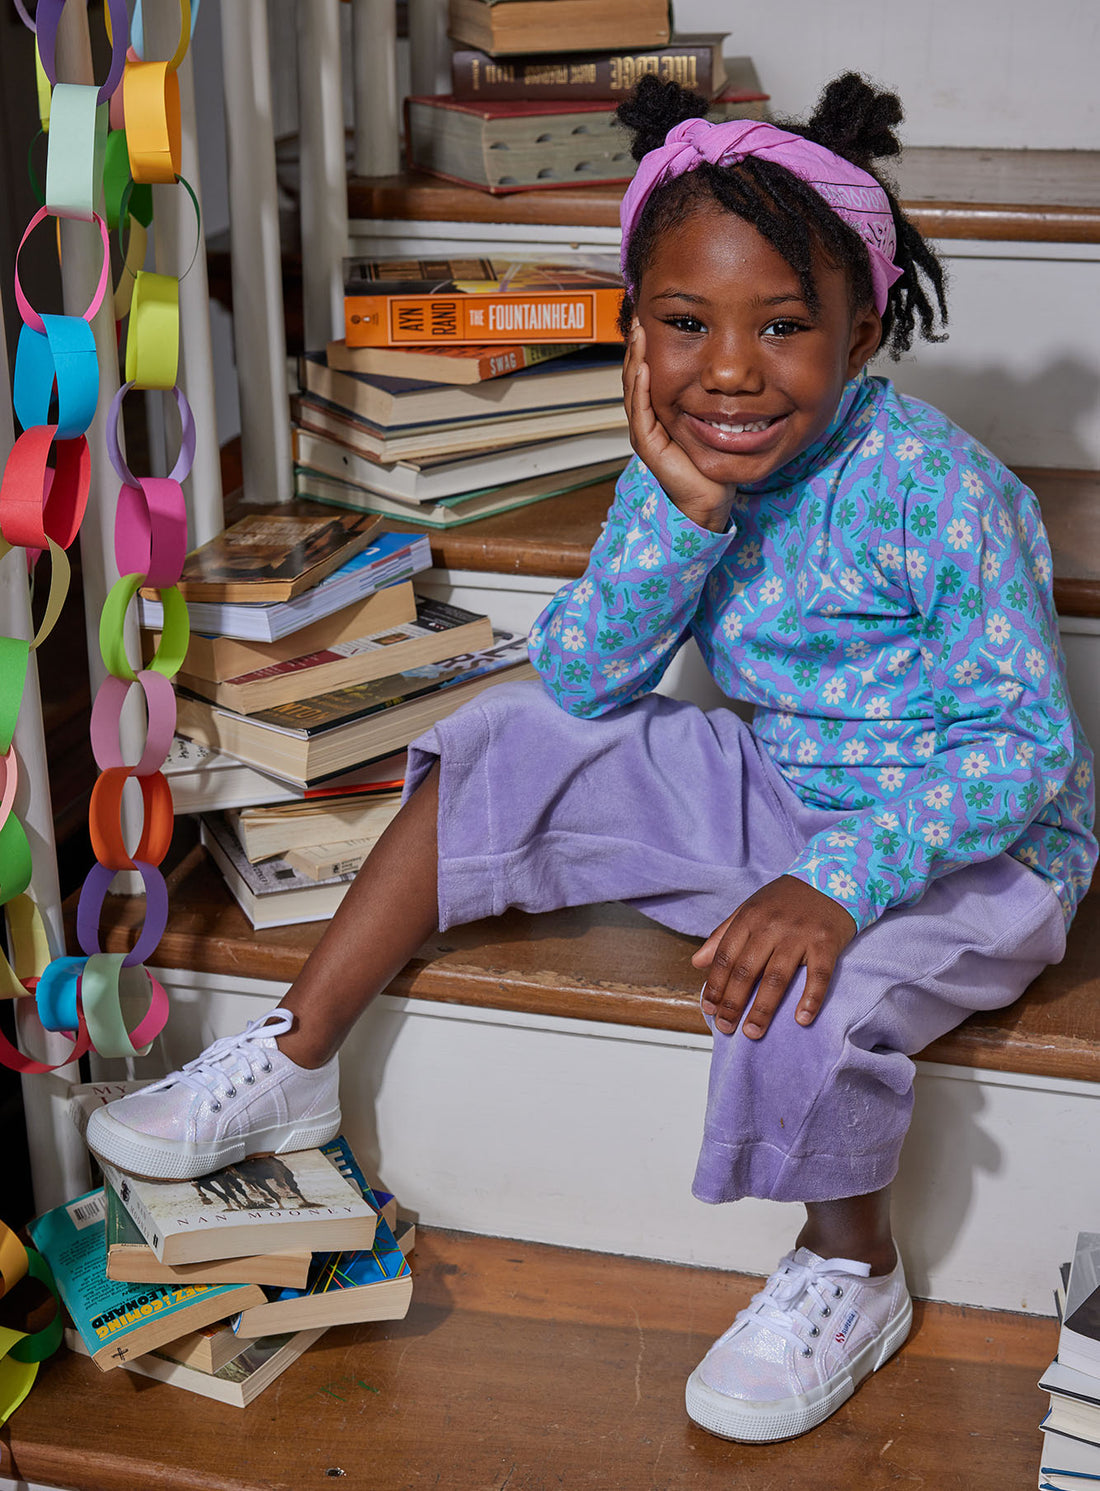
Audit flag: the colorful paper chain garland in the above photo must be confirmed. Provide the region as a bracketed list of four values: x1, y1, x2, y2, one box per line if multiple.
[0, 1219, 62, 1428]
[0, 1, 196, 1071]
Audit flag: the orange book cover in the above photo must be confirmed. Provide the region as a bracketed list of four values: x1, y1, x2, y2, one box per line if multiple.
[344, 258, 625, 348]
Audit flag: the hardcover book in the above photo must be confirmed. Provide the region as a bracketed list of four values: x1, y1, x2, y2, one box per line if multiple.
[27, 1189, 264, 1371]
[176, 629, 538, 785]
[105, 1184, 313, 1289]
[293, 459, 624, 529]
[1060, 1232, 1100, 1377]
[165, 509, 383, 604]
[139, 531, 433, 642]
[97, 1148, 378, 1266]
[1037, 1426, 1100, 1488]
[325, 337, 586, 385]
[291, 424, 631, 505]
[155, 580, 418, 684]
[447, 0, 671, 57]
[230, 1135, 412, 1337]
[175, 598, 495, 716]
[65, 1324, 326, 1407]
[451, 34, 730, 101]
[343, 256, 624, 347]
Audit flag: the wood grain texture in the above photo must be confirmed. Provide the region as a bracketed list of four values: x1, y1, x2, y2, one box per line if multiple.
[348, 148, 1100, 242]
[78, 849, 1100, 1084]
[3, 1228, 1058, 1491]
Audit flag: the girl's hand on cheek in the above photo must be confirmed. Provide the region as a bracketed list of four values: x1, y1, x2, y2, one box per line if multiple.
[624, 322, 736, 533]
[692, 876, 857, 1038]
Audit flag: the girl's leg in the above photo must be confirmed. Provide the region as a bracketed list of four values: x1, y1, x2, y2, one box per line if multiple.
[796, 1185, 896, 1276]
[275, 762, 441, 1069]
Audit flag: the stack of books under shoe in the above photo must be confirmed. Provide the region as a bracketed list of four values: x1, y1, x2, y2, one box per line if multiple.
[1037, 1232, 1100, 1487]
[146, 504, 538, 925]
[295, 261, 634, 531]
[28, 1090, 413, 1408]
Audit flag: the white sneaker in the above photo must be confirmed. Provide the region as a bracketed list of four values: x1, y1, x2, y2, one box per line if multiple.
[85, 1008, 341, 1181]
[685, 1246, 911, 1443]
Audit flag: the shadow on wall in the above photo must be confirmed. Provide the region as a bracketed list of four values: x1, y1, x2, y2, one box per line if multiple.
[880, 355, 1100, 471]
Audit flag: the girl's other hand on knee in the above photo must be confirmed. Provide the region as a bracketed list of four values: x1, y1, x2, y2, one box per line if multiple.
[693, 875, 856, 1039]
[623, 320, 737, 533]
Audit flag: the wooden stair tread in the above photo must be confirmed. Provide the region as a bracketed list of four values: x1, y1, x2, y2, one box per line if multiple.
[348, 148, 1100, 243]
[5, 1227, 1057, 1491]
[82, 848, 1100, 1086]
[385, 464, 1100, 618]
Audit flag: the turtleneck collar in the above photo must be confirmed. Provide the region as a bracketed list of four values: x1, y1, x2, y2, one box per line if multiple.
[738, 369, 876, 497]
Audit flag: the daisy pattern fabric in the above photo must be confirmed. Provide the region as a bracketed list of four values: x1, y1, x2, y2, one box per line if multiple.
[529, 372, 1096, 933]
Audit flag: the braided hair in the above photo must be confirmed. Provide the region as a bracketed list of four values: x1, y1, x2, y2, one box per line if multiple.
[615, 72, 947, 358]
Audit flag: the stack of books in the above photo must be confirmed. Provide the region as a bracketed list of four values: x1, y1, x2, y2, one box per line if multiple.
[402, 0, 768, 193]
[147, 505, 538, 924]
[296, 260, 634, 530]
[1037, 1232, 1100, 1488]
[31, 1093, 413, 1408]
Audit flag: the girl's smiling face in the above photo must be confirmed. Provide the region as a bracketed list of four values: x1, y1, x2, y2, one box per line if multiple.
[635, 203, 882, 488]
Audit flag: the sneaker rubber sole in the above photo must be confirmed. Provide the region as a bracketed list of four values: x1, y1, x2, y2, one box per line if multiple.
[85, 1105, 343, 1182]
[684, 1292, 912, 1443]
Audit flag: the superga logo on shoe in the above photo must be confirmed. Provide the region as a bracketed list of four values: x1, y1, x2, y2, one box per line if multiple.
[834, 1307, 859, 1345]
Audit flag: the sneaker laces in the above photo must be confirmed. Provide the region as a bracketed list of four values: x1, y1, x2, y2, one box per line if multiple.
[143, 1008, 294, 1106]
[724, 1252, 872, 1358]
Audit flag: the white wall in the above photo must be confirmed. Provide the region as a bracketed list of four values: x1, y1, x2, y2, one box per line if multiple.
[674, 0, 1100, 149]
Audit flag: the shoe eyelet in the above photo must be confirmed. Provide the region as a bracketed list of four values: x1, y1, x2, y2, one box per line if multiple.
[801, 1346, 813, 1357]
[820, 1306, 831, 1317]
[261, 1063, 273, 1073]
[210, 1101, 221, 1112]
[833, 1286, 843, 1298]
[224, 1088, 236, 1099]
[243, 1075, 255, 1085]
[809, 1326, 820, 1337]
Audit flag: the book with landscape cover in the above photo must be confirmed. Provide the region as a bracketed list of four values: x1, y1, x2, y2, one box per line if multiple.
[343, 256, 624, 347]
[105, 1184, 312, 1289]
[447, 0, 671, 57]
[231, 1135, 412, 1337]
[292, 424, 631, 505]
[299, 347, 623, 430]
[451, 34, 729, 101]
[65, 1324, 327, 1407]
[293, 459, 624, 529]
[176, 629, 537, 784]
[156, 579, 418, 684]
[326, 337, 586, 385]
[1059, 1232, 1100, 1377]
[200, 815, 360, 928]
[96, 1148, 378, 1266]
[291, 388, 625, 465]
[139, 531, 433, 642]
[27, 1189, 264, 1371]
[165, 510, 383, 604]
[175, 598, 495, 715]
[228, 791, 402, 863]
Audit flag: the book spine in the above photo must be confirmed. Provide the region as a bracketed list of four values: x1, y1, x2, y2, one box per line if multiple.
[100, 1166, 165, 1258]
[345, 287, 623, 348]
[451, 44, 715, 100]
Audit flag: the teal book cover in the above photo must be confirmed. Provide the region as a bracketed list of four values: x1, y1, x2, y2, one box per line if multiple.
[232, 1136, 412, 1336]
[27, 1188, 263, 1371]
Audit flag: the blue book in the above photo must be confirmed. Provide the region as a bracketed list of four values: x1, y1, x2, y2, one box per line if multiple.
[231, 1137, 412, 1337]
[27, 1189, 264, 1371]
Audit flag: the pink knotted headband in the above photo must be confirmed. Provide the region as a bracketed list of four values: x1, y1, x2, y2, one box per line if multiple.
[619, 117, 903, 316]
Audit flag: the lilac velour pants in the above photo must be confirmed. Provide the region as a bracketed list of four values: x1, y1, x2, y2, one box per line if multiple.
[404, 681, 1066, 1205]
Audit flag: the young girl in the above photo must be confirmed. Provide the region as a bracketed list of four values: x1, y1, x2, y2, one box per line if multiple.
[88, 73, 1096, 1443]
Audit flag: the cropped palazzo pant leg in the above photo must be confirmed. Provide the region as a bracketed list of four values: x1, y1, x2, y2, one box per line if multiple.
[403, 681, 1066, 1205]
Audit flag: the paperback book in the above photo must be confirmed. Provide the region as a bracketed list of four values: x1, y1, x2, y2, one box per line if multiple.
[105, 1183, 313, 1289]
[293, 458, 625, 528]
[228, 791, 402, 864]
[325, 337, 586, 385]
[96, 1149, 378, 1266]
[65, 1324, 327, 1407]
[163, 509, 382, 604]
[200, 814, 360, 928]
[27, 1189, 263, 1371]
[176, 629, 537, 785]
[139, 531, 433, 642]
[175, 598, 495, 715]
[292, 424, 631, 505]
[1059, 1232, 1100, 1377]
[343, 256, 624, 347]
[230, 1135, 412, 1337]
